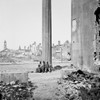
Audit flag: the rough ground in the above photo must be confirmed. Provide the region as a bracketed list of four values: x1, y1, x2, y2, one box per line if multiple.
[28, 71, 60, 100]
[28, 68, 74, 100]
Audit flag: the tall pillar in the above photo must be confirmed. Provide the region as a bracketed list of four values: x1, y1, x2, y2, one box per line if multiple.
[42, 0, 52, 65]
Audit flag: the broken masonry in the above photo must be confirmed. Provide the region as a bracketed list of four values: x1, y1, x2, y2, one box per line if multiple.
[94, 1, 100, 62]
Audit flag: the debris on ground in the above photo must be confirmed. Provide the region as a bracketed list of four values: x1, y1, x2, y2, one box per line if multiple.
[0, 80, 37, 100]
[53, 65, 62, 71]
[55, 70, 100, 100]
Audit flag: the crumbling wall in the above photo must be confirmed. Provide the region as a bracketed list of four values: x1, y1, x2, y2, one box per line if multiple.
[94, 4, 100, 62]
[0, 72, 28, 83]
[71, 0, 83, 69]
[71, 0, 98, 72]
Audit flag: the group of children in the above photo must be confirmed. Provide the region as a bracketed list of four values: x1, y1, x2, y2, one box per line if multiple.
[36, 61, 52, 73]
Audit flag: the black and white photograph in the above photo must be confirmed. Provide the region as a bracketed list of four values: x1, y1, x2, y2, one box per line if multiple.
[0, 0, 100, 100]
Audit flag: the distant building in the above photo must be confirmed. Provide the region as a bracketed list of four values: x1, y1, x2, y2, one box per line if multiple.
[36, 43, 42, 56]
[4, 40, 7, 50]
[58, 41, 61, 46]
[24, 46, 26, 50]
[31, 42, 37, 55]
[19, 46, 21, 50]
[52, 40, 71, 61]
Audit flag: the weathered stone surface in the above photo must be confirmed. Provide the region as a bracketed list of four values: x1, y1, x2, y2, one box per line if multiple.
[0, 72, 28, 83]
[42, 0, 52, 65]
[71, 0, 98, 72]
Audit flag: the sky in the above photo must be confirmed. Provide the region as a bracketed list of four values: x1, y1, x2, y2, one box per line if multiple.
[0, 0, 71, 50]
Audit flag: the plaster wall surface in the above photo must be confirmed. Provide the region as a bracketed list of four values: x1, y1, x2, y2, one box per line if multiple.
[71, 0, 98, 72]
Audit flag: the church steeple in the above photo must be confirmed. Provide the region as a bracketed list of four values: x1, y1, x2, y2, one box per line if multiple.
[4, 40, 7, 50]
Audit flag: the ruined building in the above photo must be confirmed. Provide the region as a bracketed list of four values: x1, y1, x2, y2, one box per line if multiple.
[94, 3, 100, 62]
[4, 40, 7, 50]
[71, 0, 100, 72]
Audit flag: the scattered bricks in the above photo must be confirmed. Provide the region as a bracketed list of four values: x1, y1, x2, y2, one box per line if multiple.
[57, 70, 100, 100]
[0, 80, 36, 100]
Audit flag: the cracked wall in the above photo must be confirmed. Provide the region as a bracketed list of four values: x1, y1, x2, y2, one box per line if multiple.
[71, 0, 99, 72]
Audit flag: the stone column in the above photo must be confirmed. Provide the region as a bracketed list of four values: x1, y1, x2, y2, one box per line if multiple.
[42, 0, 52, 65]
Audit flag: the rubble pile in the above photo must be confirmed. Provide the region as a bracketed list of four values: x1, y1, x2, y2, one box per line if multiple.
[53, 65, 62, 71]
[56, 70, 100, 100]
[0, 80, 36, 100]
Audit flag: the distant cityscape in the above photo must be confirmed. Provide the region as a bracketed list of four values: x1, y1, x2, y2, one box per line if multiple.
[0, 40, 71, 64]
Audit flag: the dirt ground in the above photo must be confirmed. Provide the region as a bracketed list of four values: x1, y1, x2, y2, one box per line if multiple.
[28, 70, 61, 100]
[28, 67, 74, 100]
[0, 61, 71, 100]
